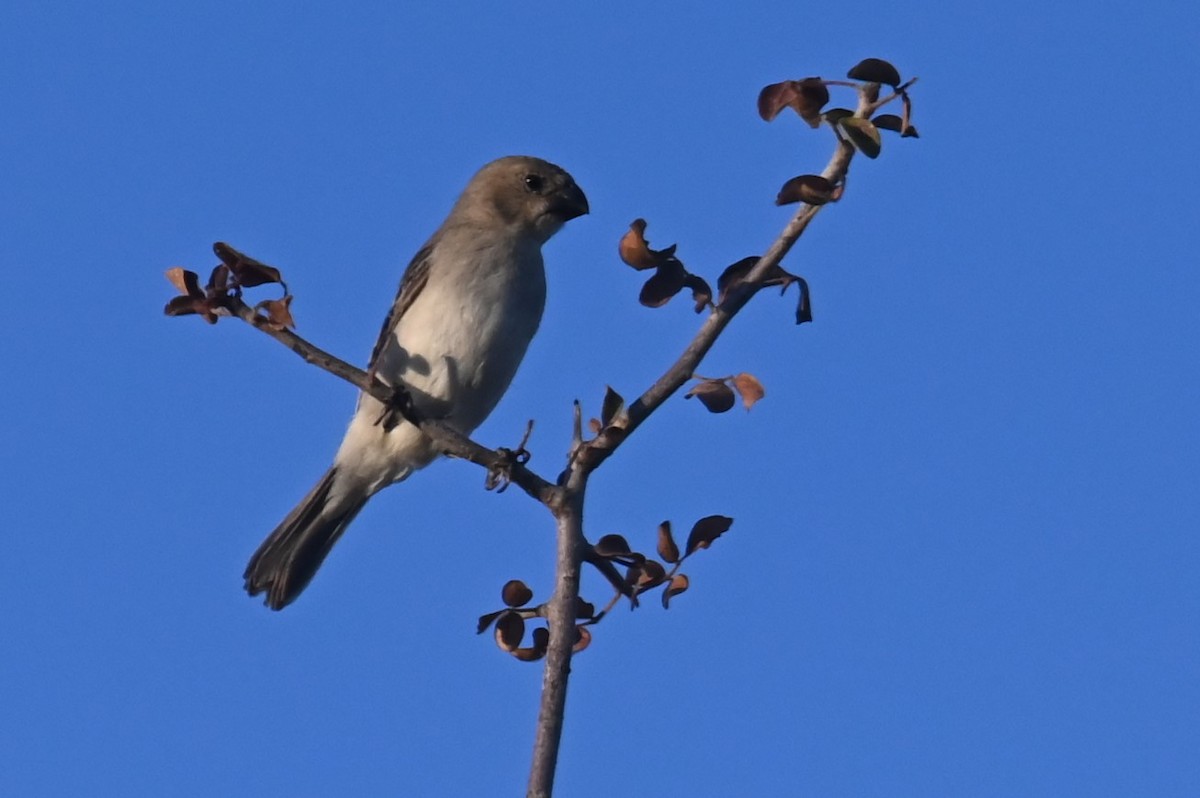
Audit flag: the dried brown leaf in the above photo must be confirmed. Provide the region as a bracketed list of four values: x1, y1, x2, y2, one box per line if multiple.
[494, 611, 524, 652]
[685, 380, 736, 414]
[635, 560, 667, 591]
[207, 264, 230, 294]
[838, 117, 882, 159]
[639, 260, 687, 308]
[776, 174, 836, 206]
[601, 386, 624, 427]
[623, 562, 643, 592]
[595, 534, 632, 558]
[514, 626, 549, 662]
[214, 241, 284, 288]
[872, 114, 904, 133]
[716, 257, 759, 304]
[531, 627, 549, 650]
[476, 609, 505, 634]
[165, 267, 202, 297]
[757, 82, 792, 121]
[757, 78, 829, 127]
[662, 574, 690, 609]
[256, 295, 295, 330]
[716, 257, 804, 304]
[683, 272, 713, 313]
[575, 597, 596, 621]
[795, 276, 813, 325]
[848, 58, 901, 88]
[572, 625, 592, 654]
[685, 515, 733, 556]
[899, 91, 919, 138]
[619, 219, 676, 270]
[502, 579, 533, 608]
[823, 107, 855, 126]
[732, 373, 766, 410]
[657, 521, 680, 564]
[163, 295, 214, 322]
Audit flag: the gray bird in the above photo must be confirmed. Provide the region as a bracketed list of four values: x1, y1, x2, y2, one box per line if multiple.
[244, 156, 588, 610]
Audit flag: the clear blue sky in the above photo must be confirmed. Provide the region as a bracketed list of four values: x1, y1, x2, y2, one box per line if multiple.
[2, 2, 1197, 796]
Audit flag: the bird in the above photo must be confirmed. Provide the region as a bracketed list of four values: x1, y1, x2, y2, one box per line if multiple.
[244, 155, 588, 610]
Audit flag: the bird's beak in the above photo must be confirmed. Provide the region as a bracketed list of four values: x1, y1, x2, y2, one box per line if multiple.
[553, 182, 589, 221]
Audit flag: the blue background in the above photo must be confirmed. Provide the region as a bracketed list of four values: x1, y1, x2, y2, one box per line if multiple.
[2, 2, 1197, 795]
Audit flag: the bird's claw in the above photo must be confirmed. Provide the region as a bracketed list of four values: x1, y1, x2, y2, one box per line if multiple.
[375, 385, 418, 431]
[485, 421, 534, 492]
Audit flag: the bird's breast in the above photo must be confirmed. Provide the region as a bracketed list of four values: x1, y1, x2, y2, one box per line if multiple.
[382, 238, 546, 432]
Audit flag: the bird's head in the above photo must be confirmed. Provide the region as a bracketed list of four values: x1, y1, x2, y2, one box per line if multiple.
[456, 155, 589, 243]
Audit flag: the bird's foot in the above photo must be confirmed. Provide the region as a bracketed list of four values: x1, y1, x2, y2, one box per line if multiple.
[375, 384, 420, 432]
[485, 421, 535, 492]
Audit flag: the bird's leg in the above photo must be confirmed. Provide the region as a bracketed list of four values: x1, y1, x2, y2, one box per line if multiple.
[375, 384, 422, 432]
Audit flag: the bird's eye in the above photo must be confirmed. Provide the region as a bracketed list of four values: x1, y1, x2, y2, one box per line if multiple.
[523, 174, 544, 193]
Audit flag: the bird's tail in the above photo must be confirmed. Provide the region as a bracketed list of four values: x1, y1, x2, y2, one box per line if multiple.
[243, 467, 368, 610]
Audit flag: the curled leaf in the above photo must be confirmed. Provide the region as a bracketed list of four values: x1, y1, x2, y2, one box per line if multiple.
[575, 597, 596, 621]
[639, 259, 687, 308]
[165, 267, 202, 297]
[899, 91, 919, 138]
[208, 264, 230, 293]
[716, 257, 805, 305]
[776, 174, 836, 206]
[848, 58, 901, 88]
[532, 627, 549, 651]
[514, 627, 550, 662]
[572, 625, 592, 653]
[620, 218, 708, 311]
[635, 560, 667, 591]
[657, 521, 680, 564]
[872, 114, 904, 133]
[163, 295, 217, 323]
[214, 242, 284, 288]
[619, 219, 675, 271]
[601, 386, 624, 427]
[494, 611, 525, 652]
[685, 515, 733, 556]
[823, 107, 854, 126]
[716, 257, 760, 304]
[838, 117, 882, 159]
[685, 380, 736, 414]
[662, 574, 690, 609]
[595, 534, 632, 558]
[477, 609, 505, 634]
[256, 295, 295, 330]
[757, 78, 829, 127]
[732, 373, 765, 410]
[502, 579, 533, 608]
[877, 111, 921, 139]
[683, 272, 713, 313]
[795, 276, 813, 325]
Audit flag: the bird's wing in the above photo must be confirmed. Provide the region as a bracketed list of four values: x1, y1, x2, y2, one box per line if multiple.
[366, 242, 434, 378]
